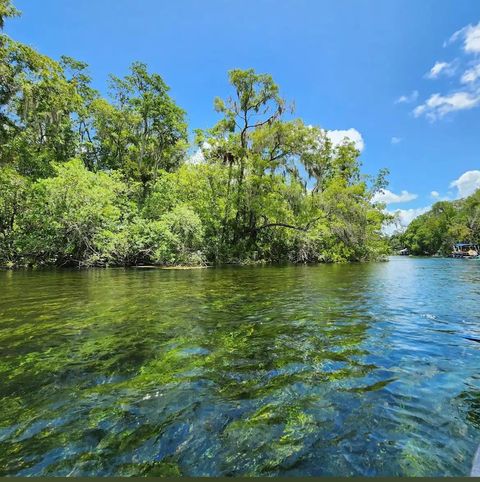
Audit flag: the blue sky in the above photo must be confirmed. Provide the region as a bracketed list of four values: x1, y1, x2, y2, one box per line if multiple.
[6, 0, 480, 228]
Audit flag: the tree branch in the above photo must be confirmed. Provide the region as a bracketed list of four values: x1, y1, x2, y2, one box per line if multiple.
[254, 216, 322, 233]
[254, 222, 307, 232]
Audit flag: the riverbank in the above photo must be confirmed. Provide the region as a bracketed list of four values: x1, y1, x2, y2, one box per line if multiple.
[0, 255, 391, 271]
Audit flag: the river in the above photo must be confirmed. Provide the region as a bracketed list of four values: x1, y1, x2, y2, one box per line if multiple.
[1, 256, 479, 476]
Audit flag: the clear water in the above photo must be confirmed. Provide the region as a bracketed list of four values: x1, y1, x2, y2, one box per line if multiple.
[1, 257, 480, 476]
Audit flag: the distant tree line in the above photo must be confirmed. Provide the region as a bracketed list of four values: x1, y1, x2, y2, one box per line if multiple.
[0, 0, 390, 267]
[389, 190, 480, 255]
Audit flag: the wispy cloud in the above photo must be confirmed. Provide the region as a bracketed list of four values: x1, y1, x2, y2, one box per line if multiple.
[412, 21, 480, 121]
[430, 190, 451, 201]
[447, 21, 480, 54]
[372, 189, 417, 204]
[413, 91, 480, 121]
[391, 136, 402, 144]
[395, 90, 418, 104]
[461, 63, 480, 84]
[425, 61, 456, 79]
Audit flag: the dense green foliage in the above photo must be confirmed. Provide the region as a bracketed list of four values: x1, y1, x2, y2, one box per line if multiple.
[0, 1, 390, 267]
[390, 189, 480, 255]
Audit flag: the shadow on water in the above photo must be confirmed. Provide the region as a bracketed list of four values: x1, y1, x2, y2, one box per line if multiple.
[0, 258, 480, 475]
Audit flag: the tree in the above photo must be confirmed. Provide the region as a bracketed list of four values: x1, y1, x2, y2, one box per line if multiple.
[0, 0, 19, 31]
[0, 36, 98, 177]
[93, 62, 187, 192]
[0, 166, 27, 264]
[196, 68, 389, 262]
[400, 193, 480, 256]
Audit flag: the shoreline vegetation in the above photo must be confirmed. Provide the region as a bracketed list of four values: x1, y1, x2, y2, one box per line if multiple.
[0, 1, 393, 270]
[389, 190, 480, 256]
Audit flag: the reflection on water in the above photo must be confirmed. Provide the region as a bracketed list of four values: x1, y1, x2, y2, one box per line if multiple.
[0, 257, 480, 476]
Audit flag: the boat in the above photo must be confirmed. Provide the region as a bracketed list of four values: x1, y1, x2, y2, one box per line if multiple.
[451, 243, 479, 259]
[398, 248, 409, 256]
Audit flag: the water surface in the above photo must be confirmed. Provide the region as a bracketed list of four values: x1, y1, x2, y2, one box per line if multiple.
[1, 257, 480, 476]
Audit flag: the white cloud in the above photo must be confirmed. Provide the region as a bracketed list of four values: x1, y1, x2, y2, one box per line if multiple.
[450, 170, 480, 198]
[326, 128, 364, 152]
[426, 61, 456, 79]
[461, 63, 480, 84]
[383, 206, 431, 235]
[372, 189, 418, 204]
[429, 190, 451, 201]
[395, 90, 419, 104]
[394, 206, 431, 226]
[413, 91, 480, 121]
[448, 22, 480, 54]
[409, 22, 480, 122]
[391, 136, 402, 144]
[187, 149, 204, 164]
[465, 23, 480, 53]
[186, 141, 211, 165]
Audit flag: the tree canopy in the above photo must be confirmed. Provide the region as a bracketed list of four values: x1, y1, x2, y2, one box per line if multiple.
[0, 2, 390, 267]
[391, 190, 480, 255]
